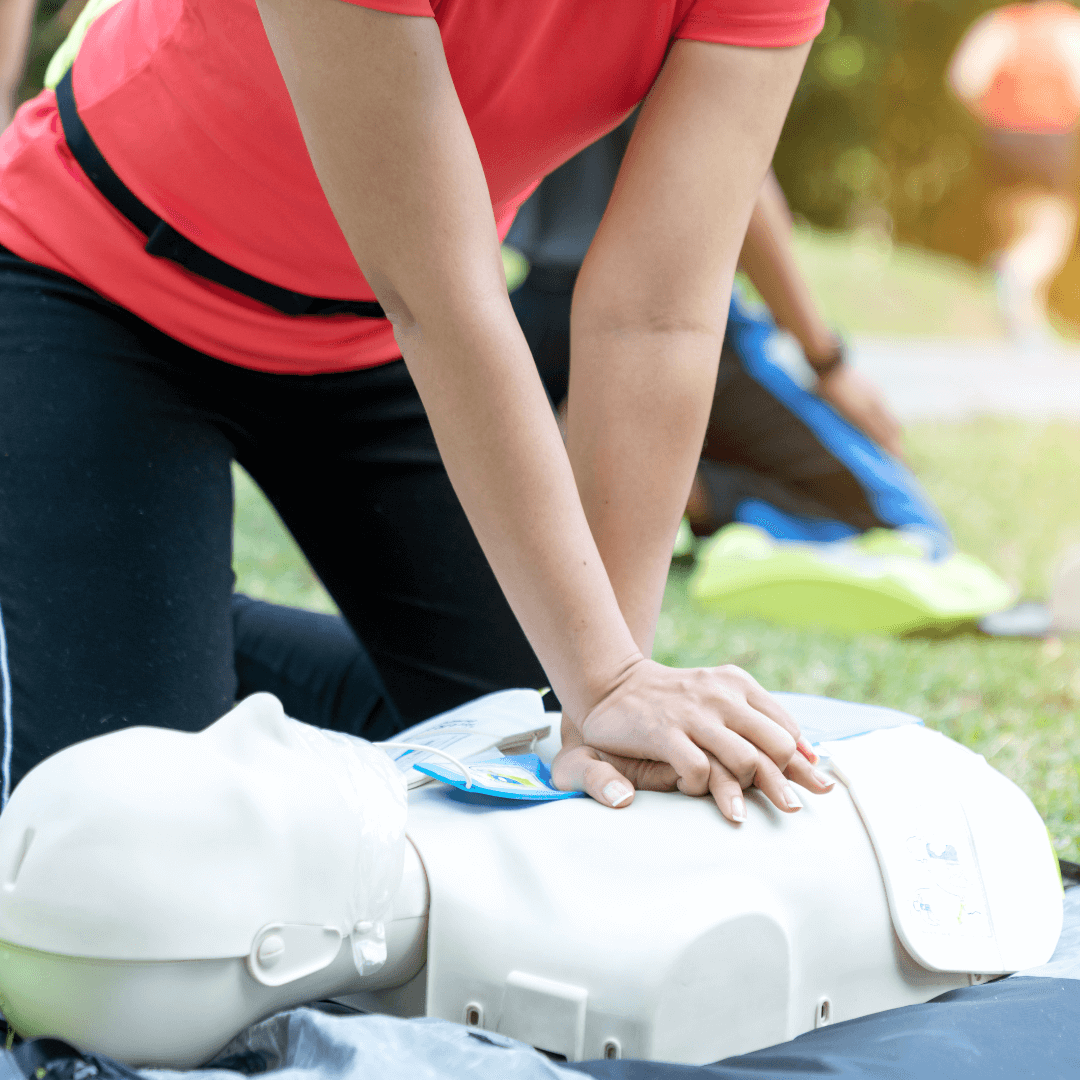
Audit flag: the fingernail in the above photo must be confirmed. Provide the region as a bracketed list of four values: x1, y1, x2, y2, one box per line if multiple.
[783, 784, 803, 810]
[797, 739, 818, 764]
[730, 796, 747, 823]
[603, 781, 633, 807]
[811, 768, 834, 788]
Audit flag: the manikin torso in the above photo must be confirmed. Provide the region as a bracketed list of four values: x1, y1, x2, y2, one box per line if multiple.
[0, 693, 1063, 1067]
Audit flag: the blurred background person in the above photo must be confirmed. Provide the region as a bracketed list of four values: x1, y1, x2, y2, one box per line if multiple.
[948, 0, 1080, 347]
[507, 120, 949, 552]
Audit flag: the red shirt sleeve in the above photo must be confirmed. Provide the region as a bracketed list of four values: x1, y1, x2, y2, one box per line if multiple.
[337, 0, 434, 15]
[676, 0, 829, 48]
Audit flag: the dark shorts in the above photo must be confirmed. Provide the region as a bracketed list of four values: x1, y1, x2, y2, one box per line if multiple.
[986, 128, 1079, 193]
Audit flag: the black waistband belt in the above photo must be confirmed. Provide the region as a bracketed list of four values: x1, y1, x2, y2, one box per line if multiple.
[55, 69, 386, 320]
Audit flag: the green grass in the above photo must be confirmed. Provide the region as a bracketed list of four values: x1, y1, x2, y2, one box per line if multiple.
[233, 466, 337, 614]
[233, 418, 1080, 859]
[787, 225, 1005, 340]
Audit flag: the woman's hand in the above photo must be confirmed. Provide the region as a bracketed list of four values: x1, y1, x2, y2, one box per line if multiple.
[550, 659, 834, 821]
[816, 364, 904, 460]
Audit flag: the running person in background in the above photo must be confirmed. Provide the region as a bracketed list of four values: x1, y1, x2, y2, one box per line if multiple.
[949, 0, 1080, 346]
[0, 0, 835, 820]
[508, 120, 950, 550]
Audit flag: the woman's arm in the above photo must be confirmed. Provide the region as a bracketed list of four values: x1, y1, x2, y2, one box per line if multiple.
[561, 40, 833, 813]
[255, 0, 828, 818]
[567, 40, 810, 657]
[255, 0, 637, 723]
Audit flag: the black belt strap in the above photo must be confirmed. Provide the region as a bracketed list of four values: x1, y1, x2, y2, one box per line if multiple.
[55, 68, 386, 320]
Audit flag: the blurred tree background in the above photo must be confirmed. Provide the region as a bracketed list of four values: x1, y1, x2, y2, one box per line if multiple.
[772, 0, 1080, 333]
[16, 0, 80, 98]
[16, 0, 1080, 331]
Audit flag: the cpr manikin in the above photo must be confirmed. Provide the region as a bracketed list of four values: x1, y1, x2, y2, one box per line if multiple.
[0, 691, 1065, 1067]
[0, 694, 415, 1066]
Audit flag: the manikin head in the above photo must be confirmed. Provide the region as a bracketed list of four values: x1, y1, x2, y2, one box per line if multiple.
[0, 694, 408, 1066]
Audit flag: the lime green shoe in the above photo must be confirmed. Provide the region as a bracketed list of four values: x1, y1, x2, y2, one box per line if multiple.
[688, 524, 1014, 635]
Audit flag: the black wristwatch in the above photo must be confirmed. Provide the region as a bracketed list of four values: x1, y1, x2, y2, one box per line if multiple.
[805, 336, 846, 379]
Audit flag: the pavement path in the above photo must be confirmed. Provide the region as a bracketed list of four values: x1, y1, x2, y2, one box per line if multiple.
[846, 337, 1080, 423]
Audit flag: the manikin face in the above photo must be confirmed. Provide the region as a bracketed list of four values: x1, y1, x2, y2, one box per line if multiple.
[0, 694, 408, 976]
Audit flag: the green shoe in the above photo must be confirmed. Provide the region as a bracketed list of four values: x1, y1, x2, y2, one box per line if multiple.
[688, 524, 1014, 635]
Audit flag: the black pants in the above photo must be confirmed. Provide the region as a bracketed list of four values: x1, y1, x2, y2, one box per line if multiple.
[0, 247, 546, 795]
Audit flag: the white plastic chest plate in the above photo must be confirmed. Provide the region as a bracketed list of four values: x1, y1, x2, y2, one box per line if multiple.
[383, 695, 1062, 1064]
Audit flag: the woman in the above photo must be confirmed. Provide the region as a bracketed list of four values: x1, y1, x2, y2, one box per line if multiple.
[0, 0, 834, 819]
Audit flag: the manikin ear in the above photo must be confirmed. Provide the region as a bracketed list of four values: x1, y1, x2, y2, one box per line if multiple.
[246, 923, 344, 987]
[199, 693, 298, 762]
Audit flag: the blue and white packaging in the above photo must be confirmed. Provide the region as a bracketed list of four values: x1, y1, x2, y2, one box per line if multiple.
[414, 753, 584, 801]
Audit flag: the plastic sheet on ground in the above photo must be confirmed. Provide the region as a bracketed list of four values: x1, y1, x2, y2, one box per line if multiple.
[146, 1012, 570, 1080]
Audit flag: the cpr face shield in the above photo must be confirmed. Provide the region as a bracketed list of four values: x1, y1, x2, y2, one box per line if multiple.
[0, 693, 408, 1066]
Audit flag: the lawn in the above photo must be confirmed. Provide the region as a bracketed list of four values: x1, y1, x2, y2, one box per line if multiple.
[786, 224, 1006, 340]
[234, 233, 1080, 860]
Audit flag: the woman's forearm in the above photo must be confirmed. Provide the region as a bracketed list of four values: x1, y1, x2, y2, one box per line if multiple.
[567, 319, 721, 655]
[395, 304, 647, 721]
[256, 2, 831, 813]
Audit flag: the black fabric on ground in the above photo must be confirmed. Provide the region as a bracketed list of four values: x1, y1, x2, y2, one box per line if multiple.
[0, 245, 546, 791]
[10, 1039, 143, 1080]
[700, 341, 884, 534]
[567, 977, 1080, 1080]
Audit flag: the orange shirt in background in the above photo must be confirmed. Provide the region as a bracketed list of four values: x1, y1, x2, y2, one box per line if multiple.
[976, 1, 1080, 133]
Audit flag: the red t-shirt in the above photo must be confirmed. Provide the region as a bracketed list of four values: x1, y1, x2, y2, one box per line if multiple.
[0, 0, 826, 374]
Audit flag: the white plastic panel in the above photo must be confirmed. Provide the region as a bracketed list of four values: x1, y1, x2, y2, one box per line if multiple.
[406, 760, 968, 1064]
[826, 725, 1062, 973]
[498, 971, 588, 1060]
